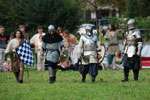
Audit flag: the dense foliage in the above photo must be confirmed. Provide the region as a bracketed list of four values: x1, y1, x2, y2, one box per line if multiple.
[0, 0, 83, 37]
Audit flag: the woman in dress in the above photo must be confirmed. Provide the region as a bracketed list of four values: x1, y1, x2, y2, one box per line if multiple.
[104, 24, 122, 68]
[5, 30, 25, 83]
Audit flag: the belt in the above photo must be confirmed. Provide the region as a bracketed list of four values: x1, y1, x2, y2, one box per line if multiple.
[109, 43, 118, 46]
[46, 49, 58, 52]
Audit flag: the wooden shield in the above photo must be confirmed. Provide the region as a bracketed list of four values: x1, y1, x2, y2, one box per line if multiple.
[96, 41, 106, 63]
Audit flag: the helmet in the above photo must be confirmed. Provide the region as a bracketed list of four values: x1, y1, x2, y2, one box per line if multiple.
[48, 25, 55, 33]
[85, 25, 92, 35]
[128, 19, 136, 30]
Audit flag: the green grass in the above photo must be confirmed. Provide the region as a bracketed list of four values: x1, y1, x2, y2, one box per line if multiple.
[0, 69, 150, 100]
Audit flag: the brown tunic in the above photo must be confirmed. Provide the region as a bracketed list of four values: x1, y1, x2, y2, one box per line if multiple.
[104, 30, 122, 55]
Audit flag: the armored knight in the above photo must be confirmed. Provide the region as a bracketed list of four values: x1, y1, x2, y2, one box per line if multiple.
[78, 25, 101, 83]
[122, 19, 143, 82]
[42, 25, 64, 83]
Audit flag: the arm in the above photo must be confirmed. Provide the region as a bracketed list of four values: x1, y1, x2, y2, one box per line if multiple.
[42, 41, 46, 52]
[70, 36, 77, 48]
[30, 35, 35, 45]
[135, 31, 143, 56]
[26, 33, 30, 42]
[59, 40, 64, 53]
[116, 30, 123, 39]
[4, 40, 12, 61]
[78, 36, 84, 59]
[104, 31, 109, 40]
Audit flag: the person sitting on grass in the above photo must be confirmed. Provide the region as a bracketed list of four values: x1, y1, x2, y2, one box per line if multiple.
[112, 50, 123, 70]
[3, 58, 11, 72]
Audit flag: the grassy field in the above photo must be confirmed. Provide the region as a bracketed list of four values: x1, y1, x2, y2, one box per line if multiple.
[0, 69, 150, 100]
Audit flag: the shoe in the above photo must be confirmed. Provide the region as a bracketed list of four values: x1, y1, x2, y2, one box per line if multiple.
[121, 79, 128, 82]
[54, 76, 56, 82]
[92, 77, 95, 83]
[81, 75, 86, 83]
[81, 79, 85, 83]
[134, 78, 138, 81]
[49, 77, 55, 84]
[19, 80, 23, 84]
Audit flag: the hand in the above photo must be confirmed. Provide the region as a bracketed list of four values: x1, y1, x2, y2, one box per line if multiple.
[99, 26, 102, 33]
[100, 43, 104, 46]
[60, 52, 64, 56]
[78, 59, 81, 63]
[137, 51, 141, 56]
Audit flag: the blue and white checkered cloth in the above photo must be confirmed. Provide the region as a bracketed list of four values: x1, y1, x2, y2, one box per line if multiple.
[16, 40, 34, 66]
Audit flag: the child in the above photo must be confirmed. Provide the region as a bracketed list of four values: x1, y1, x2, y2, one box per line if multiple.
[3, 58, 11, 72]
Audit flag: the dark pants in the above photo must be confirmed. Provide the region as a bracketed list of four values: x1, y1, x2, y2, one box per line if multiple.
[124, 67, 139, 80]
[79, 63, 98, 79]
[123, 54, 141, 80]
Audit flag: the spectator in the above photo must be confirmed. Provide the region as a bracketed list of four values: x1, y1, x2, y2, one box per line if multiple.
[30, 26, 46, 70]
[57, 26, 64, 37]
[112, 50, 123, 70]
[35, 36, 45, 71]
[104, 24, 122, 69]
[3, 58, 11, 72]
[19, 25, 29, 42]
[0, 26, 9, 70]
[58, 30, 77, 68]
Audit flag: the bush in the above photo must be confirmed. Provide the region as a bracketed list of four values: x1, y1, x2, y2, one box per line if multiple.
[0, 0, 83, 37]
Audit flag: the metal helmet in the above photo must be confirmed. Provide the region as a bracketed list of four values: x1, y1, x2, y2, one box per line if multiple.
[48, 25, 55, 33]
[85, 25, 92, 35]
[128, 19, 136, 30]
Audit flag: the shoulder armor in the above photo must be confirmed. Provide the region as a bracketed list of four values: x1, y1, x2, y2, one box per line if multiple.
[132, 29, 141, 38]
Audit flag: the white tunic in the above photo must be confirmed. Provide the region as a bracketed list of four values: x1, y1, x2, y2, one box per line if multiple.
[5, 38, 20, 53]
[30, 33, 46, 45]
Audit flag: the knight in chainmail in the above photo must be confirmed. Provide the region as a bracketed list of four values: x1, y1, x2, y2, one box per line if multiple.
[42, 25, 64, 83]
[122, 19, 143, 82]
[78, 25, 101, 83]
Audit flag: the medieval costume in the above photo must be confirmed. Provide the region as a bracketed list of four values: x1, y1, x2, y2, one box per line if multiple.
[5, 36, 24, 83]
[122, 19, 143, 82]
[78, 26, 101, 83]
[104, 24, 122, 68]
[42, 25, 64, 83]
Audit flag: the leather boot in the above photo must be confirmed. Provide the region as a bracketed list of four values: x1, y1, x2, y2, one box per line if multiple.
[133, 70, 139, 81]
[81, 75, 86, 82]
[92, 76, 95, 83]
[19, 70, 24, 84]
[49, 77, 55, 84]
[122, 68, 129, 82]
[14, 72, 19, 83]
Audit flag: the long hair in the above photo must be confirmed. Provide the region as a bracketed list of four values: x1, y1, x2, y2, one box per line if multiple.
[116, 50, 122, 58]
[11, 29, 24, 39]
[109, 24, 116, 31]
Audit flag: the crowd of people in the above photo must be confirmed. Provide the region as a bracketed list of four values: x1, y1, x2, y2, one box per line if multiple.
[0, 18, 143, 84]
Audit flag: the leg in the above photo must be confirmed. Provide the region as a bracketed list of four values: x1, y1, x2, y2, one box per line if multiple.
[107, 54, 115, 69]
[0, 50, 5, 70]
[37, 52, 41, 71]
[133, 69, 139, 81]
[122, 67, 129, 82]
[19, 67, 24, 83]
[89, 64, 98, 83]
[53, 68, 57, 82]
[14, 72, 19, 82]
[79, 65, 89, 82]
[48, 67, 56, 83]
